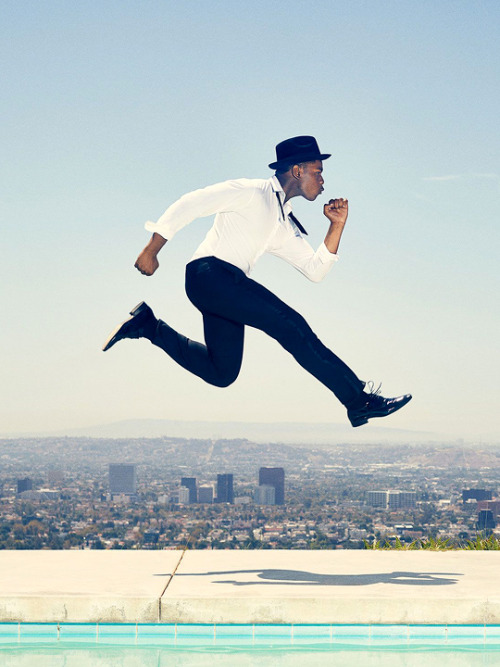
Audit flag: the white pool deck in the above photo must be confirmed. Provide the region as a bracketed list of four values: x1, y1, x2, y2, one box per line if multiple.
[0, 550, 499, 625]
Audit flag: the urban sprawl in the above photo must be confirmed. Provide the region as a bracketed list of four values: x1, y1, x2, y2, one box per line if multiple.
[1, 437, 498, 550]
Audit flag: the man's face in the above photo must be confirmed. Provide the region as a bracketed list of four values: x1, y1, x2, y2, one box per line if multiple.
[298, 160, 324, 201]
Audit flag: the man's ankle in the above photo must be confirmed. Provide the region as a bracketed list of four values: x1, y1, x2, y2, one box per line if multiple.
[346, 389, 367, 411]
[142, 317, 158, 341]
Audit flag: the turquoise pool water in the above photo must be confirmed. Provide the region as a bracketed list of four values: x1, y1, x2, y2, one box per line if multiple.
[1, 624, 499, 665]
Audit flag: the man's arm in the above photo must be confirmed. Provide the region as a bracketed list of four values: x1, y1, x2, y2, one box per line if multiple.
[136, 179, 256, 276]
[323, 198, 348, 254]
[134, 233, 167, 276]
[267, 197, 348, 282]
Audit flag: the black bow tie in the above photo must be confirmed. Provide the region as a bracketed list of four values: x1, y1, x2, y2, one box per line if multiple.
[276, 192, 308, 235]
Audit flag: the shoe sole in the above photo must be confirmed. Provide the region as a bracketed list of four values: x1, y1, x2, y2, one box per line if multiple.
[350, 416, 369, 428]
[349, 394, 412, 428]
[129, 301, 148, 317]
[102, 302, 149, 351]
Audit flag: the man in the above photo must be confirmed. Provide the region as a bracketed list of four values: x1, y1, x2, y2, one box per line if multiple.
[103, 136, 411, 427]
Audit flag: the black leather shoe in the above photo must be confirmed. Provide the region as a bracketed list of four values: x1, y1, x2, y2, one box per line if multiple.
[102, 302, 155, 351]
[347, 385, 412, 427]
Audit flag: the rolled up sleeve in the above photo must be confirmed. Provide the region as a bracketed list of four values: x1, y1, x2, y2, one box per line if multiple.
[268, 236, 339, 282]
[145, 180, 256, 241]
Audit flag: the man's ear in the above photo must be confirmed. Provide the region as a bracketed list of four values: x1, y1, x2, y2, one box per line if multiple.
[291, 164, 301, 180]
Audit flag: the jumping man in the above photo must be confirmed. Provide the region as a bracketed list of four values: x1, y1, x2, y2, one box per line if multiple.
[103, 136, 411, 427]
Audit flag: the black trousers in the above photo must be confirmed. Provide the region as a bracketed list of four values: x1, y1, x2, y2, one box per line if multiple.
[152, 256, 365, 407]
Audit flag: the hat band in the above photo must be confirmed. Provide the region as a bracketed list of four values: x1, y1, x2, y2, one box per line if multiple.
[268, 152, 331, 169]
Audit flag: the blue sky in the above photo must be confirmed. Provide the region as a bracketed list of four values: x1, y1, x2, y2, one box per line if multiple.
[1, 1, 499, 440]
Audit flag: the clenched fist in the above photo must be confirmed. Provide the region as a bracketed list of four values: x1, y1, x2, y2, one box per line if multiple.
[323, 198, 348, 226]
[134, 234, 167, 276]
[134, 249, 159, 276]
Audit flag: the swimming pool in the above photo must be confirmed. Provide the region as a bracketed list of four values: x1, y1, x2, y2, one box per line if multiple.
[1, 623, 499, 665]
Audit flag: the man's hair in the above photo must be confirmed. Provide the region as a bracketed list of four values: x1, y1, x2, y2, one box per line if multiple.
[274, 161, 313, 175]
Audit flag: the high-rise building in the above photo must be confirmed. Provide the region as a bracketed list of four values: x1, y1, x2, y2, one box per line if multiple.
[198, 486, 214, 503]
[181, 477, 197, 503]
[178, 486, 190, 504]
[254, 484, 276, 505]
[398, 492, 417, 509]
[109, 464, 137, 495]
[259, 467, 285, 505]
[367, 490, 416, 509]
[367, 491, 387, 508]
[216, 474, 234, 503]
[477, 500, 500, 517]
[17, 478, 33, 494]
[477, 510, 496, 531]
[463, 489, 492, 502]
[387, 490, 401, 510]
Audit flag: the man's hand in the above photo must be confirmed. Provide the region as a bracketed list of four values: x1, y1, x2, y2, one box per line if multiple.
[323, 198, 348, 226]
[134, 233, 167, 276]
[323, 198, 349, 254]
[134, 249, 159, 276]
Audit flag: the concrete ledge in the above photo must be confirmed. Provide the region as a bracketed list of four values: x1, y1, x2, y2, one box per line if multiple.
[161, 550, 500, 624]
[1, 550, 499, 624]
[159, 597, 500, 625]
[0, 551, 177, 623]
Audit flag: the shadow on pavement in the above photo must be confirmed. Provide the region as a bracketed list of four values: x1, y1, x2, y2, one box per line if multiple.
[168, 569, 463, 586]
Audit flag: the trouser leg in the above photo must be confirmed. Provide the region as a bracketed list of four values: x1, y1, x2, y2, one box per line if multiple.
[152, 312, 244, 388]
[185, 258, 365, 407]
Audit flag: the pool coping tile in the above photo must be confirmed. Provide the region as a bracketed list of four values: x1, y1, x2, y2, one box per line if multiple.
[214, 624, 255, 637]
[137, 623, 176, 637]
[292, 624, 331, 637]
[18, 623, 59, 643]
[253, 624, 293, 637]
[4, 621, 500, 649]
[98, 623, 138, 636]
[370, 624, 408, 638]
[59, 623, 98, 643]
[332, 624, 371, 637]
[174, 623, 216, 638]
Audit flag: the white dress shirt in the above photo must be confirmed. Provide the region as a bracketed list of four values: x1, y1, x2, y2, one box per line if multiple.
[145, 175, 338, 282]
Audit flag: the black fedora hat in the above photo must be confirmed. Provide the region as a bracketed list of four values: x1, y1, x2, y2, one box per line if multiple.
[268, 135, 331, 170]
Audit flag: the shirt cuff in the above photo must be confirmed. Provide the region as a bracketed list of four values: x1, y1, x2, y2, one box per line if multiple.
[316, 242, 339, 263]
[144, 220, 170, 241]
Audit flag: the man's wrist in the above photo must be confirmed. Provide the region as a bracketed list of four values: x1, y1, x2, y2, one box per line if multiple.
[327, 218, 346, 228]
[146, 233, 167, 255]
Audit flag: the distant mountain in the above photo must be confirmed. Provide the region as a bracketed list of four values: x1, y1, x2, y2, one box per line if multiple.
[4, 418, 442, 445]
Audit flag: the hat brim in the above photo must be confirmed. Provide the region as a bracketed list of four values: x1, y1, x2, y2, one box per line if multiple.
[268, 153, 331, 170]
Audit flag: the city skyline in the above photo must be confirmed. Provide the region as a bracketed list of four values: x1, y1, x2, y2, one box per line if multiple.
[1, 435, 498, 550]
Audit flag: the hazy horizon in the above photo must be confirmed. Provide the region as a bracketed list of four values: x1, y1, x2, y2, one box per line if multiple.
[2, 416, 494, 448]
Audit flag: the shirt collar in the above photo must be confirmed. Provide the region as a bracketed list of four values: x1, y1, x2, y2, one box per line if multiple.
[270, 175, 293, 212]
[270, 175, 284, 194]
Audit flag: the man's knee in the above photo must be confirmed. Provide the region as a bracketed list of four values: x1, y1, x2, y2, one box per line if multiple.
[210, 363, 241, 388]
[212, 371, 240, 388]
